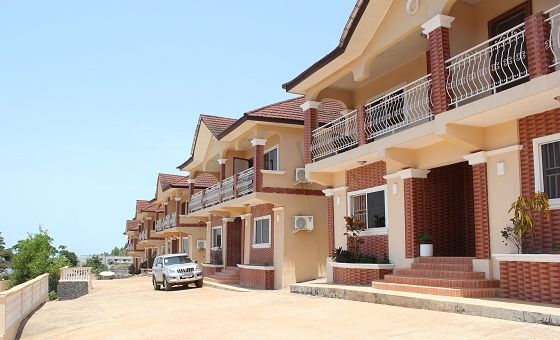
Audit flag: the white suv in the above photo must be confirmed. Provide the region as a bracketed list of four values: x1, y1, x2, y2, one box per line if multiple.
[152, 253, 203, 290]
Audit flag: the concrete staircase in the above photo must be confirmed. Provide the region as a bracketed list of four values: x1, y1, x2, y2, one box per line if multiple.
[372, 257, 500, 298]
[204, 266, 240, 285]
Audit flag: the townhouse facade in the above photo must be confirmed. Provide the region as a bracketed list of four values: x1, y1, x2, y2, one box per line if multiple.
[284, 0, 560, 303]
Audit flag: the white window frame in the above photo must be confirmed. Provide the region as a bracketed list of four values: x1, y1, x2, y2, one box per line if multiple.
[347, 185, 388, 235]
[212, 226, 222, 249]
[263, 145, 280, 171]
[253, 215, 271, 248]
[533, 133, 560, 210]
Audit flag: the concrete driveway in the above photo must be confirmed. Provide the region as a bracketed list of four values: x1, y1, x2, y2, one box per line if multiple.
[20, 277, 560, 339]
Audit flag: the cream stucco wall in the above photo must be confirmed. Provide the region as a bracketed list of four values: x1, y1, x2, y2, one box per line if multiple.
[385, 176, 410, 268]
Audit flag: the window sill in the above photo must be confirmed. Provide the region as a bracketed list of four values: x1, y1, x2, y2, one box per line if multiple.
[260, 170, 286, 175]
[252, 243, 271, 249]
[549, 199, 560, 210]
[361, 228, 388, 236]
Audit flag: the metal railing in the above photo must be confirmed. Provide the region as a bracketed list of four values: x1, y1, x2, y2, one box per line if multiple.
[203, 183, 221, 208]
[221, 176, 235, 202]
[311, 110, 358, 161]
[365, 74, 433, 140]
[189, 191, 203, 213]
[446, 23, 528, 106]
[546, 4, 560, 68]
[155, 219, 163, 232]
[237, 168, 254, 196]
[139, 230, 148, 241]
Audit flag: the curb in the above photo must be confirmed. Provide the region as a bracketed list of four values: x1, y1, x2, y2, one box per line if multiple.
[204, 281, 250, 293]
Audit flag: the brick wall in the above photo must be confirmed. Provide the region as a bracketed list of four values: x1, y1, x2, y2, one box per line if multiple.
[226, 218, 242, 267]
[525, 12, 552, 79]
[327, 196, 335, 256]
[333, 266, 393, 286]
[346, 161, 386, 192]
[404, 178, 426, 258]
[358, 235, 389, 260]
[304, 106, 318, 164]
[239, 267, 274, 290]
[202, 265, 222, 277]
[254, 144, 264, 192]
[428, 26, 450, 114]
[472, 164, 490, 259]
[500, 261, 560, 304]
[519, 109, 560, 253]
[249, 204, 274, 265]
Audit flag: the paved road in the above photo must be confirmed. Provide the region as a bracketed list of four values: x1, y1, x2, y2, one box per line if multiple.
[21, 277, 560, 339]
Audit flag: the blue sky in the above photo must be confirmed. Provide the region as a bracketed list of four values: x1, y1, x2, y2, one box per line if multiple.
[0, 1, 354, 254]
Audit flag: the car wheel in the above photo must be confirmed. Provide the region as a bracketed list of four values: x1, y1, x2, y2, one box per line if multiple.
[152, 276, 160, 290]
[195, 279, 203, 288]
[163, 276, 172, 291]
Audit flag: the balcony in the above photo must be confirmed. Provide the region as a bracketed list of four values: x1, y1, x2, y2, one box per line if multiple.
[189, 167, 254, 213]
[311, 3, 560, 163]
[139, 230, 148, 242]
[155, 212, 177, 232]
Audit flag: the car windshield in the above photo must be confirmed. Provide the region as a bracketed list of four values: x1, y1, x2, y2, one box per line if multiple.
[163, 255, 192, 266]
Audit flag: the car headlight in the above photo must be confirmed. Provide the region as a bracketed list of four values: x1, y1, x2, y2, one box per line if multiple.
[195, 264, 201, 271]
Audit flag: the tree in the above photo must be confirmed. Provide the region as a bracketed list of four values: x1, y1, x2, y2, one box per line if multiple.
[110, 246, 127, 256]
[10, 228, 69, 296]
[86, 255, 108, 275]
[0, 232, 13, 275]
[58, 246, 79, 267]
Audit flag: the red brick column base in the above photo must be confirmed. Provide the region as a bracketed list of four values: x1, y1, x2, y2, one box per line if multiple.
[428, 26, 450, 114]
[333, 265, 394, 286]
[500, 260, 560, 304]
[525, 12, 552, 79]
[302, 101, 320, 164]
[404, 177, 426, 258]
[472, 163, 490, 259]
[238, 266, 274, 290]
[327, 195, 335, 256]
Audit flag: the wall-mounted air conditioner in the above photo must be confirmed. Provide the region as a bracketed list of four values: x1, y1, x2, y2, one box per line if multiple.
[293, 216, 314, 232]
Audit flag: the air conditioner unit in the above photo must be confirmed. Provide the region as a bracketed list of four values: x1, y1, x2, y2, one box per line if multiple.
[293, 216, 314, 232]
[196, 240, 206, 249]
[294, 168, 308, 183]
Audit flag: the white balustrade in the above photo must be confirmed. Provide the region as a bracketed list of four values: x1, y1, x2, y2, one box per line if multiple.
[203, 183, 221, 208]
[546, 4, 560, 68]
[365, 74, 433, 140]
[446, 23, 528, 106]
[189, 191, 203, 213]
[221, 176, 235, 202]
[60, 267, 93, 292]
[237, 168, 254, 196]
[311, 109, 358, 161]
[169, 212, 177, 228]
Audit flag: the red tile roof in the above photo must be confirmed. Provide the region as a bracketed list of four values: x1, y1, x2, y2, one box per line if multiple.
[141, 202, 163, 213]
[244, 96, 343, 124]
[200, 114, 237, 137]
[194, 173, 218, 188]
[126, 220, 139, 232]
[135, 200, 151, 213]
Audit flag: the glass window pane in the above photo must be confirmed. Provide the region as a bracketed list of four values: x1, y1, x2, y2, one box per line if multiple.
[542, 141, 560, 199]
[262, 219, 270, 243]
[256, 220, 262, 244]
[367, 191, 386, 228]
[351, 194, 367, 226]
[264, 148, 278, 171]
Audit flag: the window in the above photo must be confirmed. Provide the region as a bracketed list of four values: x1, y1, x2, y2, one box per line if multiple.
[253, 216, 271, 246]
[264, 146, 279, 171]
[212, 227, 222, 248]
[348, 186, 387, 232]
[181, 202, 187, 215]
[534, 134, 560, 208]
[182, 237, 190, 255]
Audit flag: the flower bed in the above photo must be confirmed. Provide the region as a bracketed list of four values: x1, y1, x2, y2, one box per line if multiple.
[493, 254, 560, 304]
[332, 262, 394, 286]
[202, 263, 223, 277]
[237, 264, 274, 290]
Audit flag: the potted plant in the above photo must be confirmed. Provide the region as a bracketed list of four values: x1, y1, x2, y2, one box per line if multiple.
[501, 192, 550, 254]
[419, 232, 433, 257]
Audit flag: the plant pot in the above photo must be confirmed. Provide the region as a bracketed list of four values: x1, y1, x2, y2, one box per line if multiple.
[420, 244, 433, 257]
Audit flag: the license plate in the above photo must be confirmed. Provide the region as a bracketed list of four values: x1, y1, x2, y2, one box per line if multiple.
[181, 274, 193, 279]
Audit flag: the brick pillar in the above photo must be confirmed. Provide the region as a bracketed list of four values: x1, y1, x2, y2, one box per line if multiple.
[327, 195, 335, 255]
[218, 159, 227, 180]
[163, 202, 168, 216]
[422, 15, 454, 114]
[402, 169, 430, 258]
[251, 138, 266, 192]
[174, 197, 181, 225]
[463, 152, 491, 259]
[356, 105, 367, 145]
[300, 100, 321, 164]
[188, 179, 195, 196]
[525, 12, 552, 79]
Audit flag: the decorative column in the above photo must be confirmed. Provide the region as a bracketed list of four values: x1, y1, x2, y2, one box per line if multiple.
[218, 158, 227, 180]
[300, 100, 321, 164]
[525, 12, 552, 79]
[401, 169, 430, 258]
[174, 196, 181, 226]
[240, 213, 252, 265]
[463, 152, 491, 259]
[251, 138, 267, 192]
[323, 189, 336, 256]
[421, 14, 454, 114]
[163, 201, 169, 216]
[188, 178, 195, 196]
[356, 105, 367, 145]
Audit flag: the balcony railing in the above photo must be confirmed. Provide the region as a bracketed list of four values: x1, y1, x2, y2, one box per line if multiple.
[155, 212, 177, 231]
[446, 23, 528, 106]
[312, 109, 358, 161]
[365, 74, 433, 140]
[546, 4, 560, 68]
[139, 230, 148, 241]
[189, 167, 254, 213]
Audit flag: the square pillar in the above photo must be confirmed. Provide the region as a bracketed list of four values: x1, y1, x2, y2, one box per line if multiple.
[174, 196, 181, 225]
[218, 158, 227, 180]
[187, 178, 195, 196]
[301, 100, 321, 164]
[251, 138, 266, 192]
[323, 189, 336, 256]
[356, 105, 367, 145]
[464, 152, 491, 259]
[401, 169, 430, 258]
[525, 12, 552, 79]
[240, 213, 252, 264]
[422, 14, 454, 114]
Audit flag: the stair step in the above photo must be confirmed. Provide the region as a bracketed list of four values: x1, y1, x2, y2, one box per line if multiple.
[394, 268, 485, 279]
[384, 275, 499, 289]
[416, 257, 475, 264]
[411, 263, 473, 272]
[204, 277, 240, 285]
[372, 281, 500, 298]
